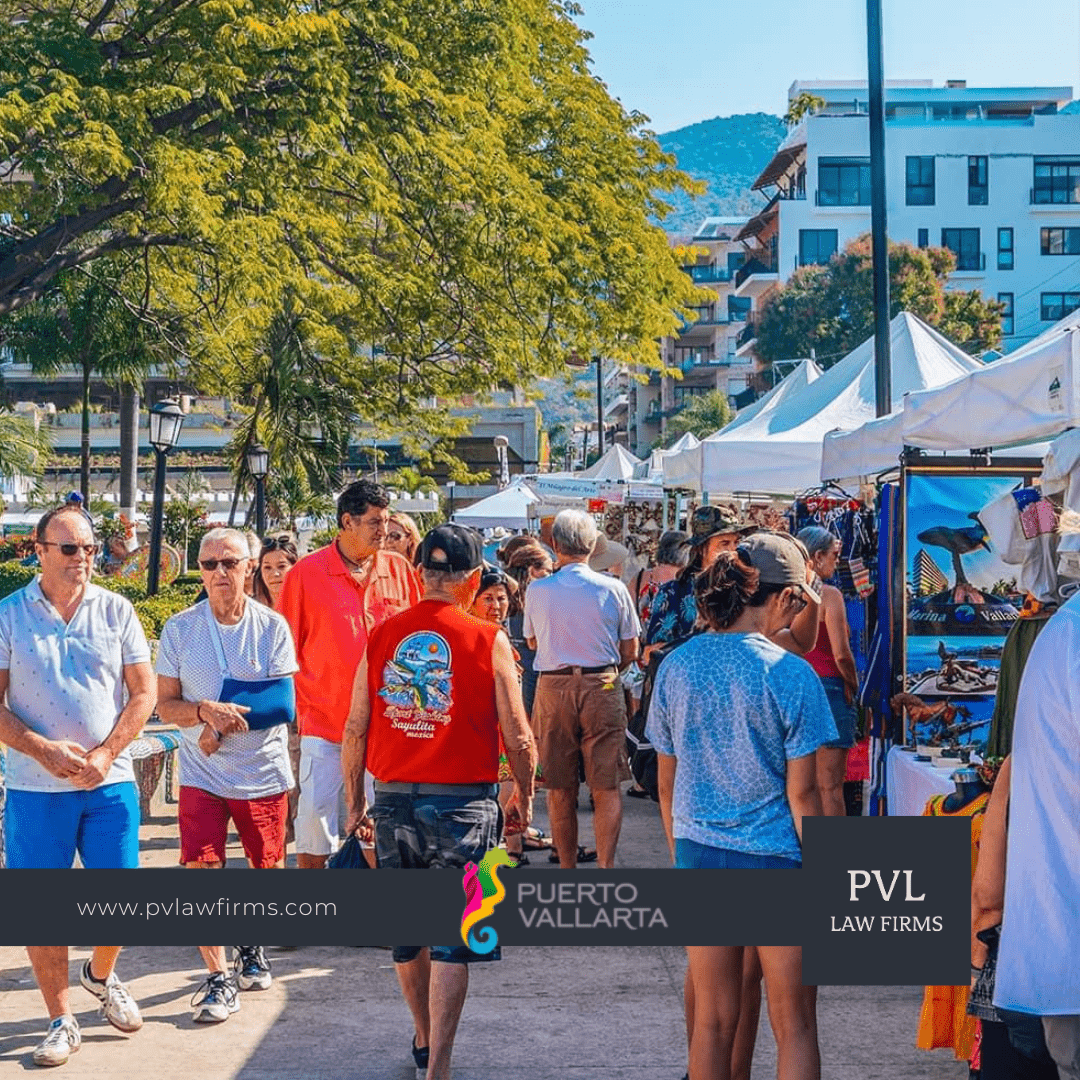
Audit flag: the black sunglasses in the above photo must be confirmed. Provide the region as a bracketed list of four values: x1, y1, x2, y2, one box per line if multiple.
[39, 541, 98, 557]
[200, 557, 247, 572]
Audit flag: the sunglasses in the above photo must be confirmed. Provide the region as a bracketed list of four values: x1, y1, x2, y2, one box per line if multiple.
[39, 541, 98, 557]
[199, 557, 247, 572]
[387, 531, 406, 542]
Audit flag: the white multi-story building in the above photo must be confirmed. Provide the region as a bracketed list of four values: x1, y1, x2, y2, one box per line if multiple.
[736, 80, 1080, 358]
[628, 218, 759, 454]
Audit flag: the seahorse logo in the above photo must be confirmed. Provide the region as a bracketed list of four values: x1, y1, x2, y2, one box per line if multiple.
[460, 848, 514, 954]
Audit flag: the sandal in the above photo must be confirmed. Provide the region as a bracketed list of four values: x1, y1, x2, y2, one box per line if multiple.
[508, 852, 530, 867]
[522, 829, 554, 851]
[548, 846, 598, 864]
[626, 785, 650, 799]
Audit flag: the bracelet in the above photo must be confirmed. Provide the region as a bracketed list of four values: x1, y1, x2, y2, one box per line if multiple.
[971, 964, 983, 978]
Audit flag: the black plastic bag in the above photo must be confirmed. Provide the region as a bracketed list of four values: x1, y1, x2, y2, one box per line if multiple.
[327, 834, 371, 869]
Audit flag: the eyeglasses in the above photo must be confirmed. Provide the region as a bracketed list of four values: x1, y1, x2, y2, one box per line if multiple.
[199, 557, 247, 572]
[387, 531, 406, 543]
[38, 541, 98, 557]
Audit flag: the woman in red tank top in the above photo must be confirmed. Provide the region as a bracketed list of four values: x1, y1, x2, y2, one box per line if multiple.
[796, 527, 860, 818]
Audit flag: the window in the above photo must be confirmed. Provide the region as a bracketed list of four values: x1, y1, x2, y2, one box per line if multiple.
[798, 229, 838, 266]
[998, 293, 1014, 336]
[917, 228, 929, 248]
[1041, 227, 1080, 255]
[673, 385, 712, 408]
[1033, 158, 1080, 204]
[818, 157, 871, 206]
[726, 251, 746, 272]
[941, 228, 982, 271]
[906, 156, 935, 205]
[997, 228, 1014, 270]
[968, 157, 989, 205]
[727, 295, 751, 321]
[1041, 292, 1080, 321]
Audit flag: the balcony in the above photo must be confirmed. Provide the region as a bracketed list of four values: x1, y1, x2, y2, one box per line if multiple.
[735, 322, 756, 349]
[950, 251, 986, 272]
[814, 191, 870, 207]
[682, 265, 734, 284]
[676, 307, 726, 337]
[732, 258, 779, 299]
[1030, 187, 1080, 206]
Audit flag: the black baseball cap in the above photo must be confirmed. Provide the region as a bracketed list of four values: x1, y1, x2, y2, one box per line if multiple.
[419, 524, 484, 572]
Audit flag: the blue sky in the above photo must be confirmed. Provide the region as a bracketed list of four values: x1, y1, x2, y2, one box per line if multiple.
[573, 0, 1080, 132]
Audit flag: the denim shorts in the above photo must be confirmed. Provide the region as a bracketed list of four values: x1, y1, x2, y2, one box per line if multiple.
[5, 783, 140, 869]
[820, 675, 858, 750]
[372, 788, 502, 964]
[674, 838, 801, 869]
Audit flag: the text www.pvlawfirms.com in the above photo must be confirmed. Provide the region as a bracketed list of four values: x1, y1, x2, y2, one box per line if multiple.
[75, 899, 337, 919]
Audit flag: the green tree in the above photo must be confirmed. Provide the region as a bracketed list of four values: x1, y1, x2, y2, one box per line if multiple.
[663, 390, 733, 443]
[754, 235, 1004, 365]
[0, 265, 174, 500]
[0, 0, 705, 446]
[783, 92, 826, 126]
[0, 411, 50, 485]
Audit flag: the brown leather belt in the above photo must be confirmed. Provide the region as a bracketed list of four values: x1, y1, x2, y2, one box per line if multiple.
[539, 664, 617, 675]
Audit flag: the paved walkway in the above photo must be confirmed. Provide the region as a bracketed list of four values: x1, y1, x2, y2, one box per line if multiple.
[0, 787, 967, 1078]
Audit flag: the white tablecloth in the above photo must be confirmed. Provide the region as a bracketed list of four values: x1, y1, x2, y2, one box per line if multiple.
[885, 746, 957, 817]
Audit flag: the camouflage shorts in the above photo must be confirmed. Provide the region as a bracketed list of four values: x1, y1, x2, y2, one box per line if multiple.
[372, 788, 503, 964]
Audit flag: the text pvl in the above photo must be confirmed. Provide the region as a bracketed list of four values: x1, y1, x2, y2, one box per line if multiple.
[848, 871, 926, 902]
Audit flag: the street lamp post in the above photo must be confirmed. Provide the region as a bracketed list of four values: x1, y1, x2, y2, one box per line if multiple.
[447, 480, 456, 521]
[246, 443, 270, 536]
[493, 436, 510, 490]
[147, 398, 185, 596]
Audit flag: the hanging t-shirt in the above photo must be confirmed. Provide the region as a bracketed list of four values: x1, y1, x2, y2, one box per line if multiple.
[156, 599, 298, 800]
[994, 591, 1080, 1015]
[645, 632, 837, 862]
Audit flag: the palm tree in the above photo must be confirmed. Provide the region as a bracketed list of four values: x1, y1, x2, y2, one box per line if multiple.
[223, 299, 357, 527]
[663, 390, 733, 444]
[0, 266, 174, 502]
[0, 409, 50, 488]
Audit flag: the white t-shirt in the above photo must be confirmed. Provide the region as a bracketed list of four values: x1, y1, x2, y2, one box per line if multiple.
[0, 579, 150, 792]
[994, 591, 1080, 1015]
[156, 600, 298, 800]
[522, 562, 641, 671]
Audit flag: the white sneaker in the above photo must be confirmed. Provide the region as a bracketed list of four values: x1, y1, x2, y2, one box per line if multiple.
[191, 973, 240, 1023]
[232, 946, 272, 990]
[79, 960, 143, 1033]
[32, 1017, 81, 1067]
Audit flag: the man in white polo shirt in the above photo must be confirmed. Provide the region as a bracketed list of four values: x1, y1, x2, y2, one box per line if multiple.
[524, 509, 640, 868]
[995, 589, 1080, 1078]
[0, 505, 155, 1066]
[0, 504, 155, 866]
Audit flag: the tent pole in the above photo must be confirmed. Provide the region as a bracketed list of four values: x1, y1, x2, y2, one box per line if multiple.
[867, 0, 892, 417]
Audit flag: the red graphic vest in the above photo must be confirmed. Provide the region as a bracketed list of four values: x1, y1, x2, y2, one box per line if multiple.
[366, 600, 501, 784]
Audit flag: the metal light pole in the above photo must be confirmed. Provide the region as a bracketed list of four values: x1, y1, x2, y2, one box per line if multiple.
[147, 398, 185, 596]
[595, 356, 605, 456]
[246, 443, 269, 536]
[867, 0, 892, 417]
[493, 436, 510, 490]
[447, 480, 456, 521]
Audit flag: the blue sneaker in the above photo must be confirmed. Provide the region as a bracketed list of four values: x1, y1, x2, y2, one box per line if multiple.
[233, 946, 271, 991]
[191, 973, 240, 1023]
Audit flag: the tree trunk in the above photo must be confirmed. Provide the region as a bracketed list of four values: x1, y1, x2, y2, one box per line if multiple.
[119, 382, 140, 521]
[80, 360, 91, 504]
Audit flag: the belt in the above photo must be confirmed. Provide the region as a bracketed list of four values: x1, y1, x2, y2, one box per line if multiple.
[373, 781, 498, 798]
[539, 664, 617, 675]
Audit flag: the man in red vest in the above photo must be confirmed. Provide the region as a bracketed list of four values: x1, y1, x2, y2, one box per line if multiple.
[343, 523, 536, 1080]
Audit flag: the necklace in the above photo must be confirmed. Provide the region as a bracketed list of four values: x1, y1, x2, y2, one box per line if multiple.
[337, 540, 373, 577]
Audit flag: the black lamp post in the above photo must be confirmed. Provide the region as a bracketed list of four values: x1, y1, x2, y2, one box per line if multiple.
[447, 479, 456, 521]
[147, 398, 185, 596]
[246, 442, 269, 536]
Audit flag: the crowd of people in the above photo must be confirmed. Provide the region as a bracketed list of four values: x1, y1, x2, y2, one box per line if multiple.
[1, 478, 1070, 1080]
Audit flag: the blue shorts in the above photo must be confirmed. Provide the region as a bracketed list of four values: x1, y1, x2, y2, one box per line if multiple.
[820, 675, 858, 750]
[4, 783, 140, 869]
[372, 788, 502, 964]
[674, 838, 801, 869]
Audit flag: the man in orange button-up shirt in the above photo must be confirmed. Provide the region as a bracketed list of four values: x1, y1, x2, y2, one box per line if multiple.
[278, 480, 421, 868]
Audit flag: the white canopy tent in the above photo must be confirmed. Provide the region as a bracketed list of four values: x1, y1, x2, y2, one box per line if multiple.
[901, 324, 1080, 451]
[664, 312, 981, 494]
[579, 443, 644, 481]
[644, 431, 699, 481]
[451, 483, 539, 530]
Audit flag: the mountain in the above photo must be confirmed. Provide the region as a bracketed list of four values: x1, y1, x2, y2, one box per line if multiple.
[655, 112, 787, 235]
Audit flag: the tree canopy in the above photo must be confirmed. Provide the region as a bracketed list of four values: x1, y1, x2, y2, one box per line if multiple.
[0, 0, 704, 448]
[662, 390, 733, 444]
[754, 235, 1004, 366]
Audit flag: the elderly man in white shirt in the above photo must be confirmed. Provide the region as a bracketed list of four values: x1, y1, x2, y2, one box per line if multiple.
[524, 509, 640, 868]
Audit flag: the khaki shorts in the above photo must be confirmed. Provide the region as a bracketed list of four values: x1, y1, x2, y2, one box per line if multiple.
[532, 669, 630, 791]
